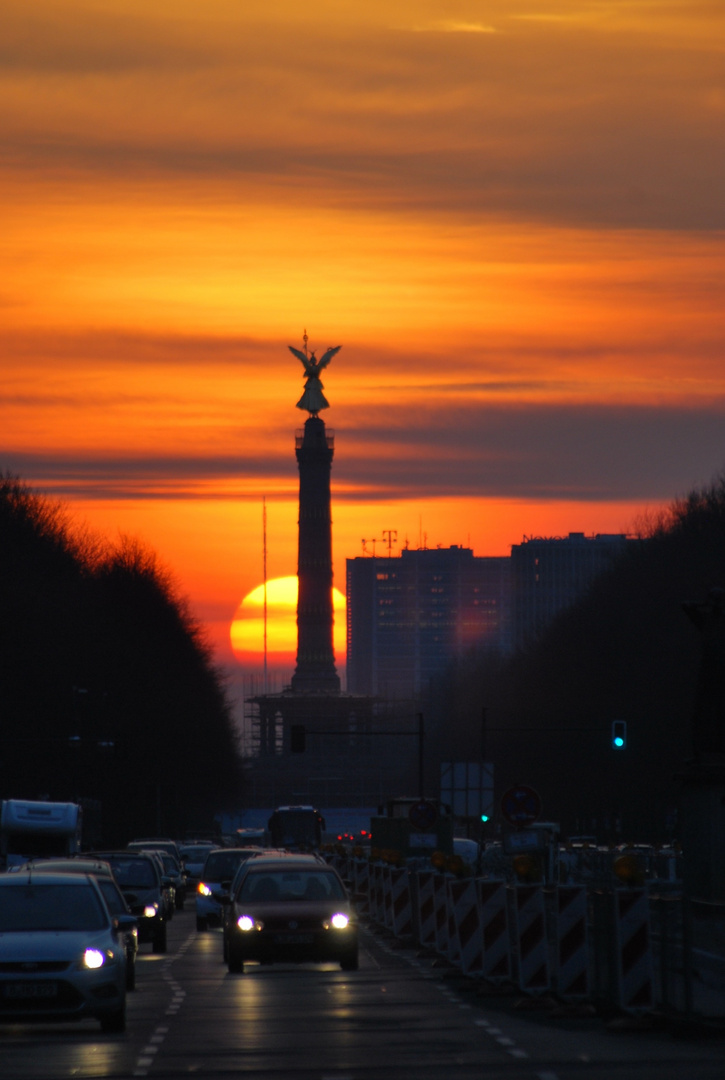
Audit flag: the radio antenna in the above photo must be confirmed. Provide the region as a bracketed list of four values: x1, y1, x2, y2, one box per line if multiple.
[263, 496, 268, 694]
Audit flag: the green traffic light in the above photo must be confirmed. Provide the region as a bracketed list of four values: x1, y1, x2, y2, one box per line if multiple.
[481, 814, 490, 822]
[611, 720, 627, 749]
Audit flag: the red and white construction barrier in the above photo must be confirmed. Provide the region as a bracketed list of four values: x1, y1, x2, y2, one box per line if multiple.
[433, 873, 450, 955]
[613, 888, 654, 1013]
[390, 867, 414, 939]
[445, 879, 461, 964]
[477, 879, 511, 982]
[351, 858, 370, 917]
[554, 885, 589, 1000]
[370, 862, 385, 924]
[382, 865, 394, 929]
[448, 878, 482, 974]
[511, 885, 550, 993]
[414, 871, 438, 948]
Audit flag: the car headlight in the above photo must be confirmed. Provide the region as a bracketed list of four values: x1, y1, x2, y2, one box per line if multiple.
[330, 913, 349, 930]
[143, 903, 159, 918]
[237, 915, 263, 932]
[198, 882, 212, 897]
[83, 948, 106, 969]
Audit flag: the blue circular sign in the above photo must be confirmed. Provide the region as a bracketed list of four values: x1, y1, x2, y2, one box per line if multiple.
[500, 785, 542, 827]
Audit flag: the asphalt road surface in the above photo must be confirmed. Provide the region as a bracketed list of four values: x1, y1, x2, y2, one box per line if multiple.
[2, 907, 725, 1080]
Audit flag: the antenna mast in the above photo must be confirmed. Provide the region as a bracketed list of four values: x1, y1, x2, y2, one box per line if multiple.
[263, 496, 268, 694]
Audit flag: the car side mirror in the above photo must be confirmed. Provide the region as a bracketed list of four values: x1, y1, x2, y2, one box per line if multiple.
[115, 914, 138, 932]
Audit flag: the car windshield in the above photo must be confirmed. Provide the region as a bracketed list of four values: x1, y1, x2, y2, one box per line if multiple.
[96, 879, 127, 916]
[239, 870, 345, 903]
[0, 883, 107, 932]
[203, 851, 253, 880]
[180, 845, 212, 857]
[104, 858, 156, 888]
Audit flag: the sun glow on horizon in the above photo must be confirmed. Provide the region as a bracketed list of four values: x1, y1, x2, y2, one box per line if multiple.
[230, 576, 346, 669]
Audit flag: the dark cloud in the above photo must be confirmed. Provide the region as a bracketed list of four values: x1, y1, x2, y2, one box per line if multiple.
[0, 328, 274, 365]
[4, 401, 724, 504]
[2, 4, 724, 229]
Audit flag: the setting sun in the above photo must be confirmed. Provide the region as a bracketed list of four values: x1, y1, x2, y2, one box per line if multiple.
[230, 576, 346, 672]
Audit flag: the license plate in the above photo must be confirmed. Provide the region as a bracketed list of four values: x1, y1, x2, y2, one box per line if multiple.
[274, 933, 314, 945]
[4, 981, 58, 999]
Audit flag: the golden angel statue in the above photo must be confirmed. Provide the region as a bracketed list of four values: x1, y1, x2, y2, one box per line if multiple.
[288, 338, 342, 415]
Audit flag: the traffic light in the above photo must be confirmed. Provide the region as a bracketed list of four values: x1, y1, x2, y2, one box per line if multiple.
[290, 725, 306, 753]
[611, 720, 627, 749]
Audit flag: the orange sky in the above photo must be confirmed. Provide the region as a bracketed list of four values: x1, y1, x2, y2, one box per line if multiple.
[2, 0, 725, 720]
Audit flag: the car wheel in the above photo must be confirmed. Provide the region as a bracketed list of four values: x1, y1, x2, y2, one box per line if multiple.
[175, 894, 185, 911]
[340, 950, 359, 971]
[152, 922, 167, 953]
[100, 1003, 126, 1033]
[196, 916, 208, 932]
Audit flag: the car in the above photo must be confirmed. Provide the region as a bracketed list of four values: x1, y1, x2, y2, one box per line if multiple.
[220, 851, 316, 961]
[16, 858, 139, 990]
[196, 847, 265, 931]
[0, 870, 133, 1032]
[127, 837, 182, 863]
[224, 857, 359, 975]
[178, 843, 216, 892]
[131, 848, 177, 919]
[89, 851, 170, 953]
[156, 851, 187, 910]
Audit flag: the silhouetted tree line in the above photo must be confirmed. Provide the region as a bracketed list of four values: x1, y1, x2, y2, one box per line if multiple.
[428, 475, 725, 843]
[0, 475, 243, 844]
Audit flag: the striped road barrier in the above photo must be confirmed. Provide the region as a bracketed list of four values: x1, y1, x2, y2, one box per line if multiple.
[414, 871, 438, 948]
[613, 887, 654, 1013]
[477, 879, 511, 982]
[554, 885, 589, 1000]
[448, 878, 483, 974]
[390, 867, 414, 939]
[511, 884, 550, 993]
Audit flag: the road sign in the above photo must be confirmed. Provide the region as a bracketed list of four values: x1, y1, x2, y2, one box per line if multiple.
[500, 785, 542, 827]
[440, 761, 494, 819]
[408, 800, 438, 831]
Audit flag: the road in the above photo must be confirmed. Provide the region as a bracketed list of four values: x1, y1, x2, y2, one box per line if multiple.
[2, 907, 725, 1079]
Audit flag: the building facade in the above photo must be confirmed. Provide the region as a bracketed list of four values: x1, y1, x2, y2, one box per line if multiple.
[510, 532, 632, 651]
[346, 546, 511, 698]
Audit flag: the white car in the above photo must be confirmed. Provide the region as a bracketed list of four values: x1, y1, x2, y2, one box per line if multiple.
[0, 870, 133, 1032]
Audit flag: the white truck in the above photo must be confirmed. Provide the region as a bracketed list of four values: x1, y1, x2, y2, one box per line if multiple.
[0, 799, 82, 870]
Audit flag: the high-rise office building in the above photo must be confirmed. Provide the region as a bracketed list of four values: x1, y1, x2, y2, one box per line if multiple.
[510, 532, 632, 651]
[346, 546, 511, 698]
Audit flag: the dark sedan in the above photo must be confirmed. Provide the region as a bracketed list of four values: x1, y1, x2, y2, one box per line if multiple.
[225, 858, 358, 974]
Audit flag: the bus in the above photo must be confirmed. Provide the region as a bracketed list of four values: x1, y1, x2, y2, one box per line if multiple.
[0, 799, 82, 870]
[267, 805, 325, 851]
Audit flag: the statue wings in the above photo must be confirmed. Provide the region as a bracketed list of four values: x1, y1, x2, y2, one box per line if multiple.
[316, 345, 341, 370]
[288, 344, 341, 373]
